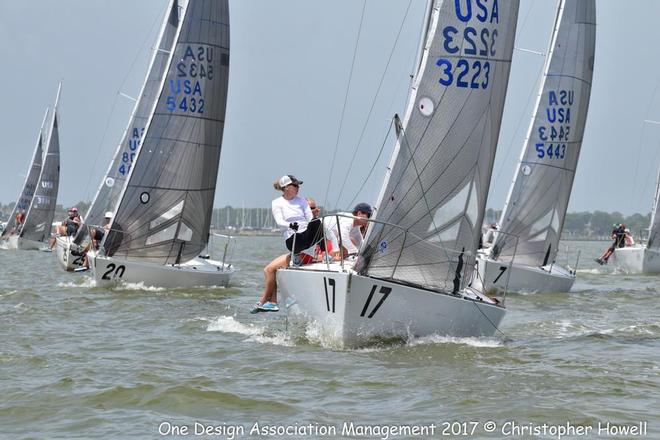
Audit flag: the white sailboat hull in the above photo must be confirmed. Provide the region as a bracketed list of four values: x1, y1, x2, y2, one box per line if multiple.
[613, 246, 660, 274]
[55, 236, 85, 272]
[91, 253, 234, 288]
[475, 255, 575, 293]
[276, 263, 505, 348]
[5, 235, 44, 251]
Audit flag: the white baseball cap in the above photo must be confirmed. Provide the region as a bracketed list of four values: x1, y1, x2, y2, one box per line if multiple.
[279, 175, 303, 188]
[104, 211, 114, 219]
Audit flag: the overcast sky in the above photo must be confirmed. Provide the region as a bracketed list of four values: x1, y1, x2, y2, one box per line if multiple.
[1, 0, 659, 216]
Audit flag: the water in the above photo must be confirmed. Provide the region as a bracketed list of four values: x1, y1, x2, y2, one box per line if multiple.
[0, 238, 658, 439]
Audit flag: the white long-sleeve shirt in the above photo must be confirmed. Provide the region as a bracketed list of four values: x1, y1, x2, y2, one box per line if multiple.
[271, 195, 312, 240]
[323, 212, 364, 254]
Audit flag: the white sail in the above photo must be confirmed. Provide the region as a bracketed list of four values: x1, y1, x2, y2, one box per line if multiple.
[492, 0, 596, 266]
[357, 0, 520, 292]
[648, 164, 660, 250]
[105, 0, 230, 265]
[75, 0, 180, 245]
[1, 110, 48, 238]
[21, 84, 62, 243]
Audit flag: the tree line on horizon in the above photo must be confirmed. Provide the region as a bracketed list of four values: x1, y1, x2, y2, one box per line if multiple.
[0, 202, 652, 239]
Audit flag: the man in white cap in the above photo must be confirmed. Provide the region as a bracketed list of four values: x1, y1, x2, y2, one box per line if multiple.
[323, 202, 372, 258]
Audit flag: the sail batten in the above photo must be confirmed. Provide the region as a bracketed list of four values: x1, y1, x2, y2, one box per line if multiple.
[106, 0, 230, 265]
[492, 0, 596, 267]
[358, 0, 520, 292]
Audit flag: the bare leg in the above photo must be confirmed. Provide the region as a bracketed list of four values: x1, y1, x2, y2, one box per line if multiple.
[258, 253, 290, 305]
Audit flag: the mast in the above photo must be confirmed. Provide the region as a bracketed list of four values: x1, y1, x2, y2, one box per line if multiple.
[492, 0, 596, 266]
[2, 108, 49, 237]
[497, 0, 564, 236]
[369, 0, 438, 223]
[76, 0, 179, 244]
[358, 0, 520, 292]
[23, 82, 62, 242]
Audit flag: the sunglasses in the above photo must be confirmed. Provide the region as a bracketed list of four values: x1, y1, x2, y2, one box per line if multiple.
[309, 206, 318, 210]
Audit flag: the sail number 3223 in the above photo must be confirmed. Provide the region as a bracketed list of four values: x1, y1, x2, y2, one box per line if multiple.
[435, 0, 502, 90]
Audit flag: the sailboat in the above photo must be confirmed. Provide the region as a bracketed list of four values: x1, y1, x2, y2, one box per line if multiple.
[476, 0, 595, 294]
[56, 0, 180, 272]
[2, 85, 62, 251]
[612, 164, 660, 273]
[90, 0, 234, 288]
[276, 0, 520, 347]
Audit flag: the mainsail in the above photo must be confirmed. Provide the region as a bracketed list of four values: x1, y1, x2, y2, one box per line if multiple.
[106, 0, 230, 264]
[75, 0, 180, 245]
[492, 0, 596, 266]
[357, 0, 520, 292]
[1, 110, 47, 238]
[22, 84, 62, 243]
[647, 165, 660, 250]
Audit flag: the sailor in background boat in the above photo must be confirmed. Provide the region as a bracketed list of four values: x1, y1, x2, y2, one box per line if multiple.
[6, 209, 26, 236]
[76, 212, 119, 272]
[251, 175, 325, 313]
[48, 207, 81, 250]
[595, 223, 629, 265]
[14, 210, 26, 234]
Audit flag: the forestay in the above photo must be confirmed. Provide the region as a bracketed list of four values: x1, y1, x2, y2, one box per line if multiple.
[1, 110, 47, 238]
[22, 86, 62, 243]
[75, 0, 180, 245]
[491, 0, 596, 267]
[357, 0, 519, 292]
[106, 0, 230, 264]
[647, 165, 660, 250]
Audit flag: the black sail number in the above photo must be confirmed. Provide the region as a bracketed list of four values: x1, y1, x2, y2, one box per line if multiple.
[360, 285, 392, 319]
[493, 266, 507, 284]
[323, 277, 335, 313]
[101, 263, 126, 280]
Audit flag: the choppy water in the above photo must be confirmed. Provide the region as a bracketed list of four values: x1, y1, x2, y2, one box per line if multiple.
[0, 238, 658, 439]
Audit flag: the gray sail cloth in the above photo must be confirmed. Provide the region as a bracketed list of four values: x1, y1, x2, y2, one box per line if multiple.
[75, 0, 180, 245]
[356, 0, 519, 292]
[647, 166, 660, 249]
[21, 100, 61, 243]
[1, 116, 45, 238]
[105, 0, 230, 264]
[492, 0, 596, 266]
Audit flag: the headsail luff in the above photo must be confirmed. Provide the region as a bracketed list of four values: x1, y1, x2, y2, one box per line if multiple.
[647, 164, 660, 249]
[492, 0, 596, 266]
[75, 0, 181, 245]
[22, 84, 62, 243]
[106, 0, 230, 265]
[2, 109, 48, 238]
[357, 0, 520, 292]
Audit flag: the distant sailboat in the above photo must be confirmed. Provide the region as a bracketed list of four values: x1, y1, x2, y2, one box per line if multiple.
[276, 0, 520, 347]
[2, 85, 62, 251]
[613, 163, 660, 273]
[91, 0, 234, 288]
[55, 0, 180, 272]
[476, 0, 596, 293]
[1, 111, 47, 248]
